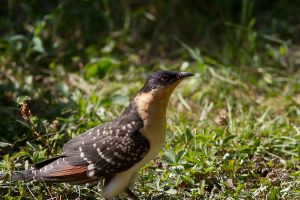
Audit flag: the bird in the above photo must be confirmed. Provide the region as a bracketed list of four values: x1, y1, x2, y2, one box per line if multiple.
[1, 70, 193, 199]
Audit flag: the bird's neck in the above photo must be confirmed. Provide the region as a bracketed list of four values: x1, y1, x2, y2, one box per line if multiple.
[134, 90, 171, 121]
[133, 90, 172, 145]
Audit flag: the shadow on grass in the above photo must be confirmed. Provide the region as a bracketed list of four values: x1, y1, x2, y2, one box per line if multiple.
[0, 81, 75, 156]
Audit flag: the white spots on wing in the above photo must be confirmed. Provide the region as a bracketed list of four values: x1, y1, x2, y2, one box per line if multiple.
[96, 148, 115, 165]
[87, 127, 97, 136]
[93, 136, 96, 140]
[127, 124, 132, 128]
[87, 170, 95, 177]
[83, 157, 92, 164]
[87, 164, 95, 177]
[114, 152, 125, 160]
[131, 121, 136, 125]
[116, 143, 128, 152]
[87, 164, 95, 171]
[97, 149, 106, 160]
[80, 152, 85, 158]
[85, 157, 93, 164]
[97, 129, 100, 133]
[109, 130, 113, 134]
[62, 157, 69, 164]
[122, 126, 126, 130]
[81, 141, 85, 145]
[79, 150, 93, 164]
[93, 143, 97, 147]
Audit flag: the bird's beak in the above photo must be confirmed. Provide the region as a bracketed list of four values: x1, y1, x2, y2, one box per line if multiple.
[177, 72, 194, 80]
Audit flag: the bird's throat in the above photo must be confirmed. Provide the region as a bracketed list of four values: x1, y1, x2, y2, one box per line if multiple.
[134, 90, 171, 124]
[133, 90, 172, 145]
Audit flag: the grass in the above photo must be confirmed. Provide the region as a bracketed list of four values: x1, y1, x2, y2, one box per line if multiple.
[1, 64, 299, 199]
[1, 1, 300, 199]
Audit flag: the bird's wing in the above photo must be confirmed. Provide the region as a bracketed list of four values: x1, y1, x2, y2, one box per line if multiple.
[34, 117, 149, 182]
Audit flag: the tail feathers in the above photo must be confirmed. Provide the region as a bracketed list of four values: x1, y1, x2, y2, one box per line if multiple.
[0, 156, 63, 183]
[12, 170, 36, 181]
[0, 156, 91, 184]
[0, 169, 36, 182]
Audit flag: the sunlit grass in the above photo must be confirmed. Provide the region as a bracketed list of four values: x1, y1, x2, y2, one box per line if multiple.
[1, 63, 299, 199]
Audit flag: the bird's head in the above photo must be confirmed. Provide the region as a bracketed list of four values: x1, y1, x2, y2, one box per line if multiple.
[134, 71, 193, 111]
[130, 71, 193, 129]
[139, 70, 194, 95]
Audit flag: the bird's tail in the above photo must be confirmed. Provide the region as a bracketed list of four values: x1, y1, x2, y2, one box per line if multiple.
[0, 169, 36, 182]
[0, 156, 63, 183]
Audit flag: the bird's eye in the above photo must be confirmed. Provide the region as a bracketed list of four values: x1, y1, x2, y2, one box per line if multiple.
[160, 75, 169, 82]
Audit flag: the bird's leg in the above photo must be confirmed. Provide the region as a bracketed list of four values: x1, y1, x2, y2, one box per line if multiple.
[125, 188, 139, 200]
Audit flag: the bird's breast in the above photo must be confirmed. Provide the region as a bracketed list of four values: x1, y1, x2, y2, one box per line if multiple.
[132, 90, 169, 170]
[130, 114, 166, 172]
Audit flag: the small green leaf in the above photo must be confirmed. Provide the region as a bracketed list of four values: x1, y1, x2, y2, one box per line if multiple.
[176, 149, 187, 163]
[16, 96, 31, 105]
[32, 37, 45, 53]
[85, 57, 120, 78]
[0, 142, 11, 148]
[164, 150, 176, 164]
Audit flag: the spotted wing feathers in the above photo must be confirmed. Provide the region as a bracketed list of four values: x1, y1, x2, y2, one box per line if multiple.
[62, 117, 149, 179]
[23, 114, 149, 182]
